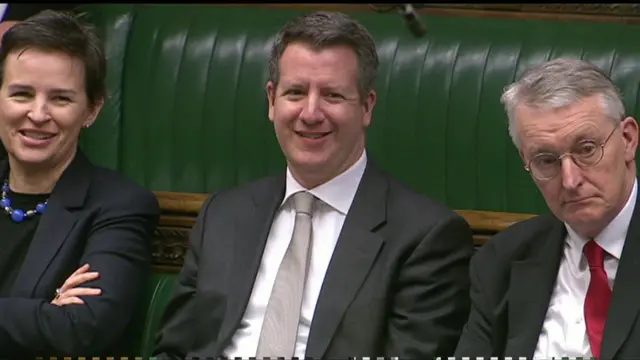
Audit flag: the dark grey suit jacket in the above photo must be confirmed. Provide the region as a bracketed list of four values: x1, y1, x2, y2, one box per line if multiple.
[0, 150, 160, 358]
[154, 160, 474, 359]
[455, 191, 640, 359]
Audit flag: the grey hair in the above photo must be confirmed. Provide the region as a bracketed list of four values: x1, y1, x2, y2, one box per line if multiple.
[268, 11, 379, 102]
[501, 58, 625, 149]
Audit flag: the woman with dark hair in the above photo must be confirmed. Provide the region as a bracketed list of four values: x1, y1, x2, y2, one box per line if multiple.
[0, 18, 15, 161]
[0, 9, 159, 358]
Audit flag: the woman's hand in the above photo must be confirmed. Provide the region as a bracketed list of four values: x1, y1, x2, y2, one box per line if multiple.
[51, 263, 102, 306]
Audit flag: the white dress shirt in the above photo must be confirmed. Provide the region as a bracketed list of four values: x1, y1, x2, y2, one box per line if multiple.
[223, 151, 368, 358]
[534, 179, 638, 359]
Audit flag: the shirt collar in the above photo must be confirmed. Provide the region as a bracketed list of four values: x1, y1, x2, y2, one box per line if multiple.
[283, 151, 367, 215]
[565, 178, 638, 265]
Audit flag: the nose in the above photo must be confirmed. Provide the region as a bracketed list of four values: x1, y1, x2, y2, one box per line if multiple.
[27, 98, 51, 123]
[560, 156, 583, 190]
[299, 94, 323, 125]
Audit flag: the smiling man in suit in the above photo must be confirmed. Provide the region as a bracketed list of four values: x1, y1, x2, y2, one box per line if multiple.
[455, 58, 640, 359]
[154, 10, 474, 359]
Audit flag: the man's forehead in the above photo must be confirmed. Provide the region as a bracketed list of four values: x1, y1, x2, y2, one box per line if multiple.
[517, 100, 609, 141]
[522, 122, 607, 154]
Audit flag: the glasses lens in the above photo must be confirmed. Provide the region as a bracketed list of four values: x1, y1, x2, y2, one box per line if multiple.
[530, 154, 559, 180]
[573, 143, 602, 167]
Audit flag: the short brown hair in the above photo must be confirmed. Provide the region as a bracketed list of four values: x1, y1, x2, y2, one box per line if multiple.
[268, 11, 379, 101]
[0, 9, 106, 107]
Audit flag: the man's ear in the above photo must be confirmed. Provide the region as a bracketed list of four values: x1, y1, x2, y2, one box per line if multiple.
[266, 81, 276, 122]
[621, 116, 639, 163]
[362, 89, 376, 128]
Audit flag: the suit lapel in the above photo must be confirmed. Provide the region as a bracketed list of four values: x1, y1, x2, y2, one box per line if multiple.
[601, 191, 640, 359]
[215, 174, 285, 353]
[505, 219, 565, 358]
[305, 163, 386, 359]
[9, 150, 92, 297]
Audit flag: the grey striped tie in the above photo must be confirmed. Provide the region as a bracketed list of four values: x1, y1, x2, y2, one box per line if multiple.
[256, 191, 316, 358]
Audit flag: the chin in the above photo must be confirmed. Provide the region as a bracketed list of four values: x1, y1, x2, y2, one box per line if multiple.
[563, 210, 607, 233]
[10, 149, 56, 166]
[289, 151, 331, 168]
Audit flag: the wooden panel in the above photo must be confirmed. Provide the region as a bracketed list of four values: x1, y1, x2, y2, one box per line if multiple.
[151, 191, 537, 270]
[155, 191, 207, 214]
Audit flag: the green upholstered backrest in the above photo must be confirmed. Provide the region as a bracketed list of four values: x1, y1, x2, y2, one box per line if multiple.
[74, 4, 640, 356]
[135, 272, 178, 357]
[79, 4, 640, 215]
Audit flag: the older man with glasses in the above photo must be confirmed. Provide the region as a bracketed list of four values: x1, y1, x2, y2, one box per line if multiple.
[455, 57, 640, 360]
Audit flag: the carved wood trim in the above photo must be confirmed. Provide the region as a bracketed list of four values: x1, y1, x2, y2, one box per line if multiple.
[152, 227, 189, 267]
[152, 191, 537, 269]
[155, 191, 206, 215]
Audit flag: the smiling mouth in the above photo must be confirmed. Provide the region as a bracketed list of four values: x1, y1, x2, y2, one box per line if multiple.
[295, 131, 331, 139]
[19, 130, 56, 140]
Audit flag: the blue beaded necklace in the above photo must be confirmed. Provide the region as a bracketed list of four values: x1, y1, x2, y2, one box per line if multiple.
[0, 180, 48, 223]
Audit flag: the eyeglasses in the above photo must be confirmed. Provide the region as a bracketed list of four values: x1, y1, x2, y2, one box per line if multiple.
[525, 126, 617, 181]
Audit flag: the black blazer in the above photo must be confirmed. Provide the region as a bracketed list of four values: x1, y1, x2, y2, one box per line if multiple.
[154, 160, 474, 359]
[0, 150, 160, 358]
[455, 190, 640, 359]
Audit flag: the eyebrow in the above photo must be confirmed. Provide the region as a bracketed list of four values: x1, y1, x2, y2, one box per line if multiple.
[6, 84, 31, 92]
[7, 83, 78, 95]
[529, 145, 555, 156]
[278, 79, 304, 87]
[279, 80, 349, 91]
[530, 132, 601, 155]
[277, 82, 304, 93]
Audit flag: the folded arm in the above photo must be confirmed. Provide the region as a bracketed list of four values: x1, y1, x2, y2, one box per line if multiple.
[0, 188, 159, 356]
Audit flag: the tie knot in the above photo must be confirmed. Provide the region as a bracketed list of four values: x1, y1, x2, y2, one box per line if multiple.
[292, 191, 315, 215]
[584, 240, 607, 269]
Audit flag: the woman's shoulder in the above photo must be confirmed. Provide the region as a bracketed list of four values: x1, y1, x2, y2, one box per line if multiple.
[86, 163, 159, 214]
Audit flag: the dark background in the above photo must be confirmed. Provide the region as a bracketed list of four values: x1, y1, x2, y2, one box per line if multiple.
[2, 3, 78, 21]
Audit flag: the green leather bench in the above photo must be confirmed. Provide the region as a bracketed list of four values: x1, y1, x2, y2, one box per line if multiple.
[71, 4, 640, 356]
